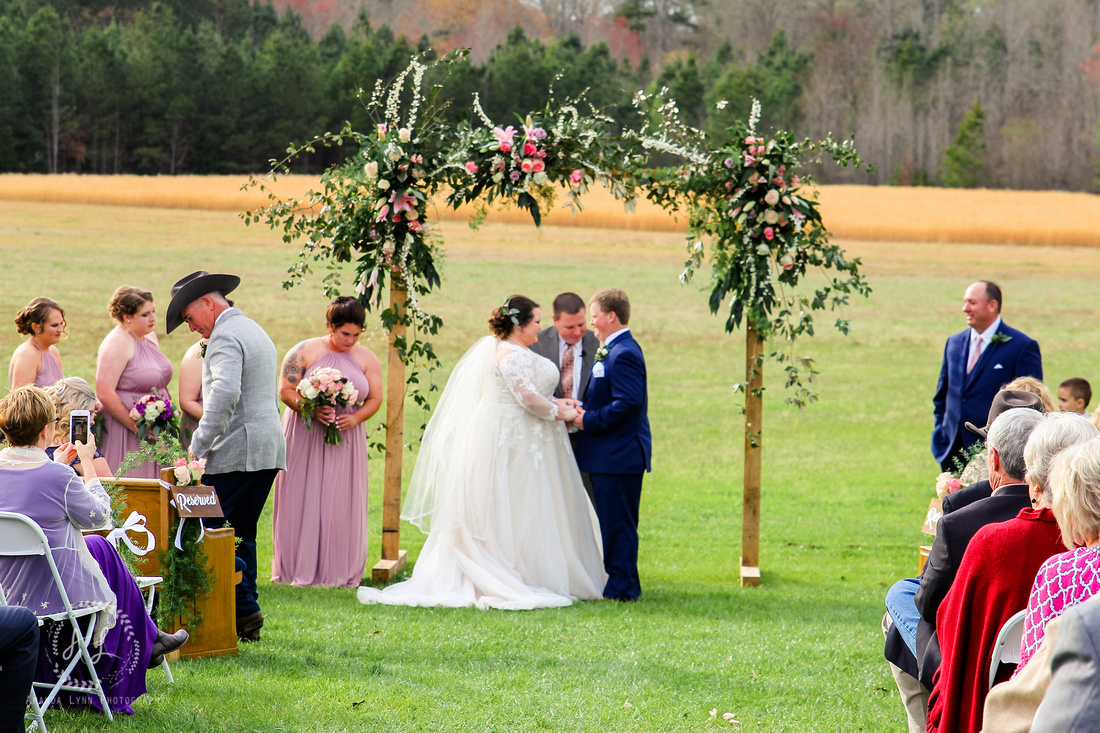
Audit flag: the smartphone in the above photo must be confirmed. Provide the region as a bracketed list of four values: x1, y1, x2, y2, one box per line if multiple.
[69, 410, 90, 445]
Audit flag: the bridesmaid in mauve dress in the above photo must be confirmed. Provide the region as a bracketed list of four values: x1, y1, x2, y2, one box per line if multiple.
[271, 296, 383, 588]
[95, 287, 174, 478]
[8, 297, 66, 389]
[178, 338, 205, 451]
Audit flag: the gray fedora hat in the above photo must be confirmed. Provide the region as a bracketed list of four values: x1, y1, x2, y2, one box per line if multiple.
[964, 389, 1044, 438]
[165, 270, 240, 334]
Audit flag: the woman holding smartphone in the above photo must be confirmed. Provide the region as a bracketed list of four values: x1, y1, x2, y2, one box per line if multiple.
[9, 297, 65, 389]
[0, 386, 188, 713]
[43, 378, 113, 478]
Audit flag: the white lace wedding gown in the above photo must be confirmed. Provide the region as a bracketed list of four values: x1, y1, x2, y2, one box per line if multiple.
[357, 337, 607, 609]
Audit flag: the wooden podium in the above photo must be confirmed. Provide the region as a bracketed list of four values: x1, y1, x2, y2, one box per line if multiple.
[104, 470, 238, 659]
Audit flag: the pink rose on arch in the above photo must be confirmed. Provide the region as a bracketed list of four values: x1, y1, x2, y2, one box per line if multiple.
[465, 161, 478, 174]
[570, 169, 584, 184]
[521, 159, 535, 173]
[745, 136, 756, 144]
[377, 123, 388, 136]
[524, 142, 537, 157]
[531, 160, 545, 173]
[500, 142, 512, 153]
[408, 220, 422, 232]
[764, 227, 775, 241]
[764, 189, 780, 206]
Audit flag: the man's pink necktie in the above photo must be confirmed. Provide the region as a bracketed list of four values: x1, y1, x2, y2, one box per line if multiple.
[966, 334, 982, 374]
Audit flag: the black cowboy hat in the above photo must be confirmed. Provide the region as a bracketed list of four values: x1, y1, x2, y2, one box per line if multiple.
[165, 271, 240, 334]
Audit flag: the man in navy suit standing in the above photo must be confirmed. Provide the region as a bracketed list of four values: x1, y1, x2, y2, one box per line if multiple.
[573, 288, 652, 601]
[932, 280, 1042, 471]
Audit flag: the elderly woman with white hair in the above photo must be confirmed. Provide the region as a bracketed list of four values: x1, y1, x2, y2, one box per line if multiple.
[927, 412, 1098, 733]
[42, 377, 112, 477]
[1016, 436, 1100, 675]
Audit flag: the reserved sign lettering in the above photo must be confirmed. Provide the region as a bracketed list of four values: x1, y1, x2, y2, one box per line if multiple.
[921, 498, 943, 536]
[171, 485, 224, 518]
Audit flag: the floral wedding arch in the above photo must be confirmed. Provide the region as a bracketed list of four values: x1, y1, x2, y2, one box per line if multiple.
[246, 54, 872, 585]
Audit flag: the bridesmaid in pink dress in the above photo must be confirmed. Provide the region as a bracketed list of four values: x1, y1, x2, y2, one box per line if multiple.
[178, 338, 205, 451]
[95, 287, 174, 478]
[8, 297, 65, 389]
[272, 296, 383, 587]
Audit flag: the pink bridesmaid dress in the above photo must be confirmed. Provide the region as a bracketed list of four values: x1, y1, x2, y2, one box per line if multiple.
[99, 328, 174, 478]
[271, 348, 370, 588]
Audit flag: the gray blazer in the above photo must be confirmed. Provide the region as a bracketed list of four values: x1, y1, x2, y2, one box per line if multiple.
[1032, 593, 1100, 732]
[190, 309, 287, 474]
[530, 326, 599, 402]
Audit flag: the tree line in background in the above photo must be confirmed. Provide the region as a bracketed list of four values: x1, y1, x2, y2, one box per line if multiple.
[3, 0, 1100, 191]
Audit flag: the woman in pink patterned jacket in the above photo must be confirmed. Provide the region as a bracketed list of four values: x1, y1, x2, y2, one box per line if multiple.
[1017, 437, 1100, 673]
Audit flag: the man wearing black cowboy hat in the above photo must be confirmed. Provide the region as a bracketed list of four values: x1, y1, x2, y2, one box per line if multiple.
[167, 271, 286, 641]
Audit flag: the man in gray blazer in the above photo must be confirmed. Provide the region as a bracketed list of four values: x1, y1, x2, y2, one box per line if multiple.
[530, 292, 599, 501]
[167, 271, 286, 641]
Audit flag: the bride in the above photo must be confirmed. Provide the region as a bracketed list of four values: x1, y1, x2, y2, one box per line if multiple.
[357, 295, 607, 609]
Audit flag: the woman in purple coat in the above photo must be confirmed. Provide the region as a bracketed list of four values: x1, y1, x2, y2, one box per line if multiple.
[0, 387, 187, 714]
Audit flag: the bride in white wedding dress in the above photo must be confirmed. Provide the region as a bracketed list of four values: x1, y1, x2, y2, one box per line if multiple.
[357, 296, 607, 609]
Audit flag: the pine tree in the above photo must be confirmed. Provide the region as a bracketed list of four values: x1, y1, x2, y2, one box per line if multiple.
[942, 100, 986, 188]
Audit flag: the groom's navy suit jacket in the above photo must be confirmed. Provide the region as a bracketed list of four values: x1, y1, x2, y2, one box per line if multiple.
[573, 331, 652, 475]
[931, 320, 1042, 466]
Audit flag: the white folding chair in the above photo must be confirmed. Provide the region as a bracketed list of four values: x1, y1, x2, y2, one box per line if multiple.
[989, 608, 1027, 690]
[0, 511, 114, 730]
[134, 575, 173, 683]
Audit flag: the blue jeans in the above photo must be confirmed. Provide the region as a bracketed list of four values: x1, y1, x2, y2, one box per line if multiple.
[886, 577, 921, 657]
[0, 606, 38, 733]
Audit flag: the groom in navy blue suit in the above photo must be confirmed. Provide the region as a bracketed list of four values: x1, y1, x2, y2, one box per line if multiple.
[573, 288, 652, 601]
[932, 280, 1042, 471]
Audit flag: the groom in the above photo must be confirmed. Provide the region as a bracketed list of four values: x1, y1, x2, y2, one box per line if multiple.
[573, 288, 652, 601]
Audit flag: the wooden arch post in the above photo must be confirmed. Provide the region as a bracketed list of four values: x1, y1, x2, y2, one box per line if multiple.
[372, 277, 409, 581]
[740, 321, 763, 587]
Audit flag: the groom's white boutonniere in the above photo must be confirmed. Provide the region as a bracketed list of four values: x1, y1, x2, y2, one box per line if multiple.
[990, 333, 1012, 346]
[595, 346, 609, 362]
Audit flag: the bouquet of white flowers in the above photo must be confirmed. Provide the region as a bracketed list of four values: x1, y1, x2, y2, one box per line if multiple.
[129, 391, 178, 440]
[297, 367, 360, 446]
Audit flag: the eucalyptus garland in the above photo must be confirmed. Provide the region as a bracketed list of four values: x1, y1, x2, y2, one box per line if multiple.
[248, 59, 873, 434]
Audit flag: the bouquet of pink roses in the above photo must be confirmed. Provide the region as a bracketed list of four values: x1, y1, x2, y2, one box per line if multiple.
[297, 367, 360, 446]
[935, 472, 963, 499]
[173, 457, 206, 486]
[129, 391, 178, 440]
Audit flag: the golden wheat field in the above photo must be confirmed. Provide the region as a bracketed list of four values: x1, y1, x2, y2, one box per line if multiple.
[2, 173, 1099, 246]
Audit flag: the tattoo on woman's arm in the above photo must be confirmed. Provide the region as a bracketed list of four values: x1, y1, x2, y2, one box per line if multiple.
[283, 343, 307, 384]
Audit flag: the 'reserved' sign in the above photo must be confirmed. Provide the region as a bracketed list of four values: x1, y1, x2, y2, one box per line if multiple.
[170, 485, 224, 518]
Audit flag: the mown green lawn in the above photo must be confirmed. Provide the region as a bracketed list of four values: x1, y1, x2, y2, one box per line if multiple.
[3, 199, 1098, 731]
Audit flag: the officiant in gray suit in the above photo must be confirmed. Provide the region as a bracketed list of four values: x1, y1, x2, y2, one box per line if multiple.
[167, 270, 286, 642]
[530, 292, 599, 501]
